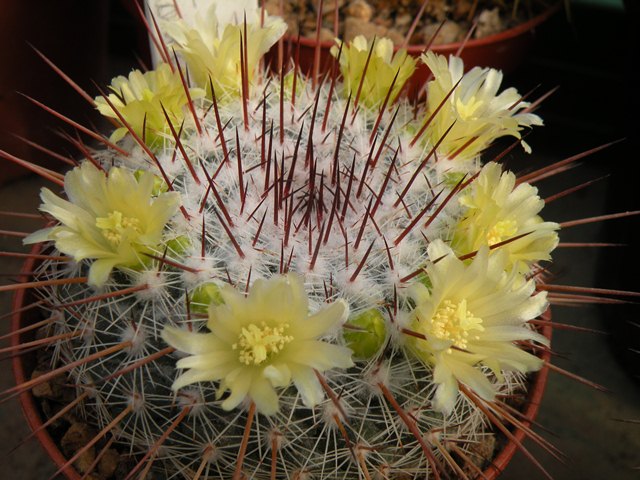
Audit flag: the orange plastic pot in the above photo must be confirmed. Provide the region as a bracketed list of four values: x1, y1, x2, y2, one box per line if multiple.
[11, 246, 552, 479]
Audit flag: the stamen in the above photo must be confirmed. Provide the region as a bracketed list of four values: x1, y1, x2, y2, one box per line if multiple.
[432, 299, 484, 351]
[233, 322, 293, 365]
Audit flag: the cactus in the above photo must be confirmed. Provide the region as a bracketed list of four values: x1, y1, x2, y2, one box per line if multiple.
[5, 1, 612, 479]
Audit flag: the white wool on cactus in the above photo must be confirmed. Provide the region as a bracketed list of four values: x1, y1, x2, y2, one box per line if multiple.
[15, 2, 562, 478]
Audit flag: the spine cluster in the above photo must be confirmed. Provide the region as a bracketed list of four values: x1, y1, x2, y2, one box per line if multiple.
[11, 1, 560, 478]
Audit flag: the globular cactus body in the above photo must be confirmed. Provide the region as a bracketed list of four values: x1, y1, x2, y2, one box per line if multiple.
[17, 1, 558, 478]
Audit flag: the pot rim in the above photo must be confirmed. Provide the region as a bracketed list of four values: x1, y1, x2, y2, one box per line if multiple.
[10, 247, 83, 480]
[484, 311, 552, 478]
[11, 245, 552, 479]
[286, 2, 561, 54]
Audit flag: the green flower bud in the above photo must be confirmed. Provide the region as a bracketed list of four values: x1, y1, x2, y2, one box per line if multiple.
[282, 71, 306, 101]
[166, 235, 191, 256]
[134, 170, 169, 195]
[416, 270, 432, 289]
[189, 283, 224, 314]
[343, 309, 387, 359]
[442, 171, 467, 188]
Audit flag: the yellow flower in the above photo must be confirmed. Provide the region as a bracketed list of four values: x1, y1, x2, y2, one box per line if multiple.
[95, 63, 204, 146]
[162, 1, 286, 99]
[407, 240, 548, 414]
[331, 36, 417, 110]
[162, 274, 353, 415]
[451, 162, 560, 274]
[421, 52, 542, 159]
[24, 162, 181, 286]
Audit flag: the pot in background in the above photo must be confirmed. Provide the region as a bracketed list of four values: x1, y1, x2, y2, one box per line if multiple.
[267, 3, 560, 98]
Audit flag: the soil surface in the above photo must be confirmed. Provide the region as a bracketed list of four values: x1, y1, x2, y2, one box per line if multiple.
[264, 0, 551, 45]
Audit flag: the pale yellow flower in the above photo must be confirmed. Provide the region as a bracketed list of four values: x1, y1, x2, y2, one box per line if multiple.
[421, 52, 542, 160]
[175, 0, 268, 30]
[451, 162, 559, 274]
[162, 1, 286, 99]
[95, 63, 204, 146]
[407, 240, 548, 414]
[24, 162, 181, 286]
[162, 274, 353, 415]
[331, 36, 417, 110]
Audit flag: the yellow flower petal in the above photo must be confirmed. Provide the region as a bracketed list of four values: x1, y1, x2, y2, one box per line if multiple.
[163, 326, 225, 355]
[331, 36, 416, 110]
[94, 63, 204, 147]
[220, 368, 253, 411]
[420, 52, 543, 159]
[88, 258, 119, 286]
[25, 162, 181, 286]
[452, 162, 560, 274]
[289, 363, 324, 409]
[263, 363, 292, 388]
[249, 376, 280, 416]
[408, 240, 548, 413]
[162, 274, 353, 415]
[290, 298, 347, 340]
[162, 2, 286, 100]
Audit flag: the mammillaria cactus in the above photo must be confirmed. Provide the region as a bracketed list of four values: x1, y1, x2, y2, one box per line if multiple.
[7, 1, 631, 479]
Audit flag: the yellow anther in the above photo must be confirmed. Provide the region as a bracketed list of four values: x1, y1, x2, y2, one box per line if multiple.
[232, 322, 293, 366]
[96, 210, 141, 245]
[455, 95, 484, 120]
[431, 299, 484, 351]
[486, 219, 518, 246]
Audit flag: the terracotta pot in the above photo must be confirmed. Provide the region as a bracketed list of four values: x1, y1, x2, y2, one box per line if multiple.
[485, 312, 552, 478]
[10, 248, 82, 480]
[11, 246, 552, 479]
[267, 3, 560, 99]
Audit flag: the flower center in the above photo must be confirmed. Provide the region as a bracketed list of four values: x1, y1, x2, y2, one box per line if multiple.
[233, 322, 293, 366]
[455, 95, 484, 120]
[486, 219, 518, 246]
[432, 299, 484, 351]
[96, 210, 141, 245]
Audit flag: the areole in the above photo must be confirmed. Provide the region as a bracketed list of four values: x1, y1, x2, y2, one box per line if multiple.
[11, 245, 553, 479]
